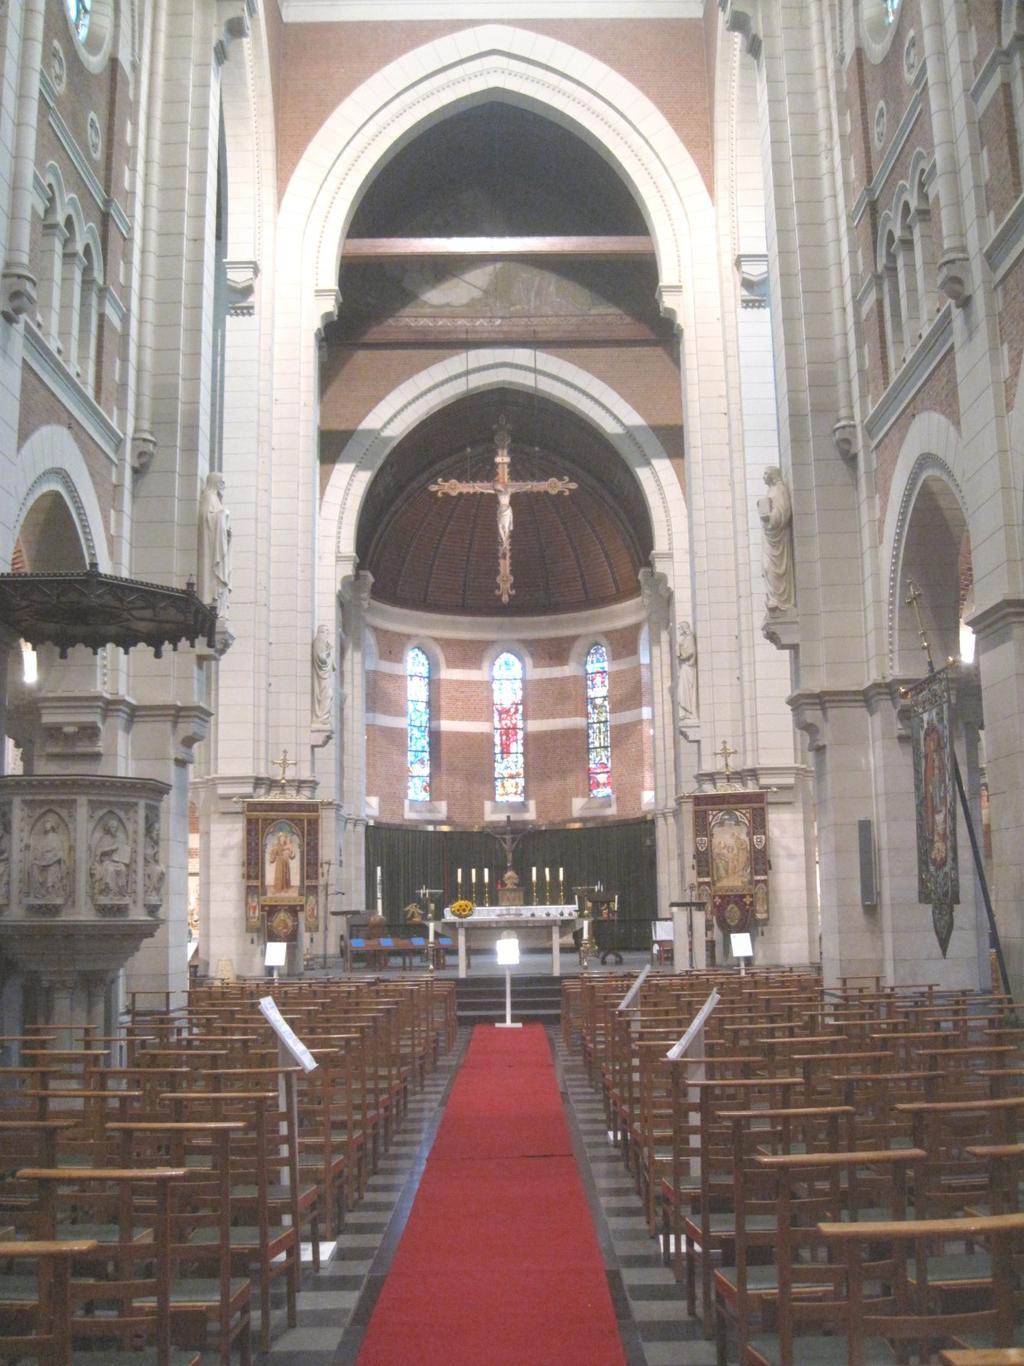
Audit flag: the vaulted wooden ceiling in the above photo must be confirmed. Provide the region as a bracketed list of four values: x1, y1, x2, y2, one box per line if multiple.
[356, 389, 653, 616]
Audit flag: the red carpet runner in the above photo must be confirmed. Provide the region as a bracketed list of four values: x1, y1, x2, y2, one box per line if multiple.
[356, 1024, 626, 1365]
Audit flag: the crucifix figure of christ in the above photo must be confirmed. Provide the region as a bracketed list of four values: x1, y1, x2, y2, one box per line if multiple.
[487, 814, 527, 886]
[428, 416, 578, 605]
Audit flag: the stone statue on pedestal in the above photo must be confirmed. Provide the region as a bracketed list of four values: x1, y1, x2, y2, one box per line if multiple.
[757, 466, 795, 613]
[197, 472, 232, 618]
[676, 619, 698, 725]
[311, 624, 335, 728]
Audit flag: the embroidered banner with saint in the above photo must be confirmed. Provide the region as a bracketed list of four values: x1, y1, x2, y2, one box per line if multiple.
[693, 791, 769, 937]
[243, 799, 320, 942]
[908, 670, 959, 955]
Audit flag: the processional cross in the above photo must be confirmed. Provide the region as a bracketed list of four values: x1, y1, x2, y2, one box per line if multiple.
[429, 417, 578, 605]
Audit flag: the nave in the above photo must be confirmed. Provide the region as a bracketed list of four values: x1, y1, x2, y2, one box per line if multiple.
[2, 966, 1024, 1365]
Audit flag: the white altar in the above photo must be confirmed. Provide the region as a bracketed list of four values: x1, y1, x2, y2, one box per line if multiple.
[442, 905, 579, 978]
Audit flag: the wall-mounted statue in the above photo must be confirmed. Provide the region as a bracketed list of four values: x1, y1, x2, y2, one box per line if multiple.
[757, 466, 795, 613]
[311, 624, 335, 729]
[676, 619, 698, 725]
[27, 812, 71, 905]
[197, 471, 232, 618]
[90, 813, 131, 901]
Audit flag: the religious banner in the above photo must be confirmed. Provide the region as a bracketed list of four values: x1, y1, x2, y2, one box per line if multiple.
[907, 670, 959, 955]
[693, 791, 769, 937]
[244, 800, 320, 943]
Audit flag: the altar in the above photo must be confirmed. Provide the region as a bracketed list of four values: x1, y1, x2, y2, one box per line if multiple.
[442, 905, 579, 978]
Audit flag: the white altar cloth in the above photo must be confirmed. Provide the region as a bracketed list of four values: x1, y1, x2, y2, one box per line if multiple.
[441, 905, 579, 978]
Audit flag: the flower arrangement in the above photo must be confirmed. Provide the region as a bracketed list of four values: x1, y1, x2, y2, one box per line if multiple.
[450, 899, 474, 919]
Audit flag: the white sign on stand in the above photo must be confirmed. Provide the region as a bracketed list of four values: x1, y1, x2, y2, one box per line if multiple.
[665, 989, 721, 1060]
[258, 996, 318, 1073]
[495, 936, 522, 1029]
[730, 932, 754, 976]
[617, 963, 651, 1012]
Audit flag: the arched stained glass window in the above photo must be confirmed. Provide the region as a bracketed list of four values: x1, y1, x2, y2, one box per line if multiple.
[586, 644, 612, 798]
[406, 647, 431, 801]
[492, 651, 524, 801]
[883, 0, 900, 24]
[66, 0, 91, 41]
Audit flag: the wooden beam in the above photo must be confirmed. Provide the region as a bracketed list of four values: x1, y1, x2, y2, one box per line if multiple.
[341, 235, 655, 261]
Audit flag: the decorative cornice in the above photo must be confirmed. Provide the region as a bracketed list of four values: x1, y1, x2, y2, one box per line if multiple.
[863, 302, 953, 447]
[967, 596, 1024, 640]
[735, 252, 769, 308]
[22, 322, 123, 461]
[224, 259, 259, 315]
[762, 608, 799, 651]
[719, 0, 761, 59]
[364, 591, 645, 641]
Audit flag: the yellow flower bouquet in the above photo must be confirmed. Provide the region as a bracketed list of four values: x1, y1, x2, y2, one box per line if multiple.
[450, 898, 474, 919]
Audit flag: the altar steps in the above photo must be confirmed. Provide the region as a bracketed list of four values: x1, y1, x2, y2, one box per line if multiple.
[455, 975, 562, 1025]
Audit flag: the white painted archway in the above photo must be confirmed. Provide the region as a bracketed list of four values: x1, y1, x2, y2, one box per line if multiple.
[317, 348, 689, 624]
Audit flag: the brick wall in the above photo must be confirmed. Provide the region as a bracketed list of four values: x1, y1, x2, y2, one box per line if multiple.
[276, 18, 712, 201]
[366, 620, 647, 825]
[873, 348, 961, 530]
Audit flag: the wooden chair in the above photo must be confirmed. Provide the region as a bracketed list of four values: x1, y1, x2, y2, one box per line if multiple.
[11, 1167, 209, 1366]
[0, 1239, 98, 1366]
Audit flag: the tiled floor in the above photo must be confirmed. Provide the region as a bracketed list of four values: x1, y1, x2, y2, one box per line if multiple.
[236, 1025, 720, 1365]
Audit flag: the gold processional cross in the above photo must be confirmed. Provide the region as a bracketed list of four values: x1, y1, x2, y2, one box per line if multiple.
[428, 417, 578, 605]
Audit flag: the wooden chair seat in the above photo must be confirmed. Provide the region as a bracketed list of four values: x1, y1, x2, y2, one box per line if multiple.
[745, 1330, 902, 1364]
[941, 1350, 1024, 1364]
[88, 1352, 200, 1366]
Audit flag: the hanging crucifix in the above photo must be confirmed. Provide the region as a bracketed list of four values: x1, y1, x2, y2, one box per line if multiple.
[429, 416, 578, 604]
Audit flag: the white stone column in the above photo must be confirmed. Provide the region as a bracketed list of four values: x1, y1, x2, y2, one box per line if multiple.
[124, 704, 210, 1008]
[790, 692, 884, 986]
[338, 573, 372, 912]
[640, 568, 681, 916]
[971, 602, 1024, 996]
[0, 0, 44, 321]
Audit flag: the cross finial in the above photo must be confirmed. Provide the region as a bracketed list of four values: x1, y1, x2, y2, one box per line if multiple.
[271, 750, 297, 786]
[716, 740, 737, 776]
[904, 578, 936, 673]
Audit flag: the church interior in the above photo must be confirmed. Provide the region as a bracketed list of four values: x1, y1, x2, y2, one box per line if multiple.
[2, 0, 1024, 1362]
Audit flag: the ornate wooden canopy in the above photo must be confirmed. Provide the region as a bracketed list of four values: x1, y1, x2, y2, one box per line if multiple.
[0, 563, 218, 658]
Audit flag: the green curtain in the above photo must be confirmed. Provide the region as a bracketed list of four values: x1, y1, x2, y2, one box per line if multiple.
[365, 818, 657, 934]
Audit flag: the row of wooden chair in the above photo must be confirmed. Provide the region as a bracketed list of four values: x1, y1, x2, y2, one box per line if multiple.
[0, 973, 457, 1363]
[566, 967, 1024, 1364]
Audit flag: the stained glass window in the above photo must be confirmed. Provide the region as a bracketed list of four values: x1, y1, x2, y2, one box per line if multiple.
[492, 651, 524, 802]
[883, 0, 900, 24]
[66, 0, 91, 41]
[406, 647, 430, 801]
[586, 644, 612, 798]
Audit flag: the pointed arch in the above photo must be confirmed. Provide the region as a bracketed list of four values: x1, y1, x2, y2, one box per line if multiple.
[3, 425, 108, 572]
